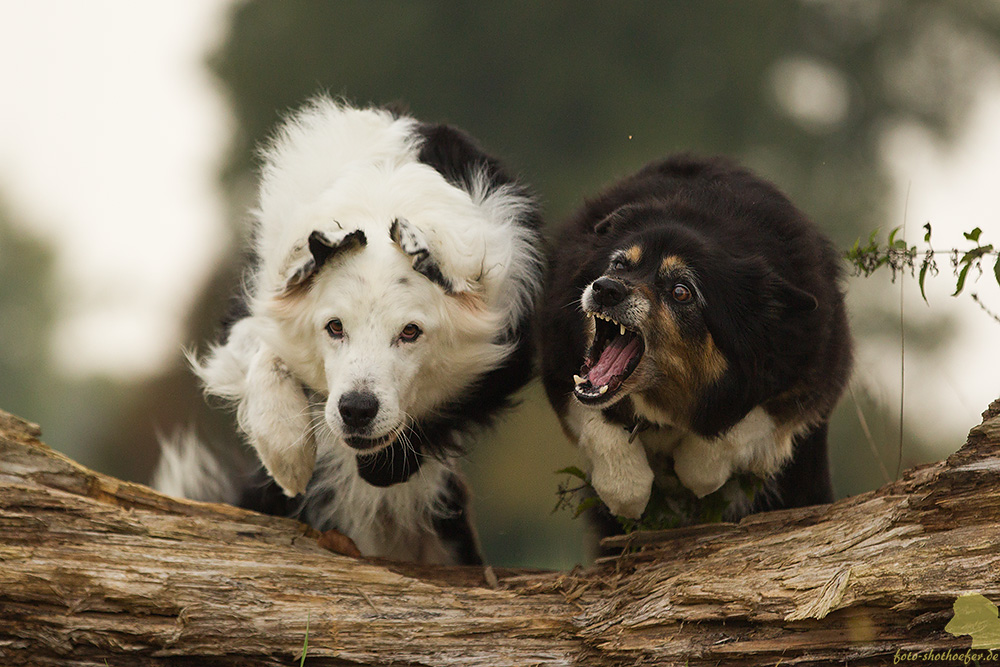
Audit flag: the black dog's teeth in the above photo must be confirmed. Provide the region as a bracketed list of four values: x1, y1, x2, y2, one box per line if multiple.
[573, 311, 645, 403]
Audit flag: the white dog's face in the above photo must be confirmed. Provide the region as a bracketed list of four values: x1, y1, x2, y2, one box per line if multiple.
[310, 248, 448, 451]
[259, 226, 507, 460]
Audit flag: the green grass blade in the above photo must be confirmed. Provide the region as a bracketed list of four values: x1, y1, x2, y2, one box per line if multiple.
[299, 614, 310, 667]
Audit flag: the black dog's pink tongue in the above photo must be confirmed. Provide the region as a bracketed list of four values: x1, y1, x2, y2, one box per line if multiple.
[588, 335, 641, 387]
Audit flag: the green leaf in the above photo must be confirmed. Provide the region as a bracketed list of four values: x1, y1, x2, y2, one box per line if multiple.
[953, 262, 972, 297]
[555, 466, 588, 481]
[961, 245, 994, 265]
[573, 496, 600, 518]
[923, 222, 932, 243]
[888, 226, 901, 246]
[964, 227, 983, 243]
[919, 260, 930, 303]
[994, 256, 1000, 290]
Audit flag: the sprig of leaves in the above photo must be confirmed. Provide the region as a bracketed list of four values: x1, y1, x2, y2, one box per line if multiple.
[553, 466, 600, 518]
[845, 223, 999, 314]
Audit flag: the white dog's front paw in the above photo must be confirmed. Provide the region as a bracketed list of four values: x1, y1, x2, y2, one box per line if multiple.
[257, 436, 317, 497]
[239, 348, 318, 497]
[591, 461, 654, 519]
[241, 402, 317, 497]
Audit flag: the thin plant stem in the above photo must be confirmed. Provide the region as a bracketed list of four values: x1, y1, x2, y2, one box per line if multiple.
[896, 182, 910, 480]
[849, 384, 891, 485]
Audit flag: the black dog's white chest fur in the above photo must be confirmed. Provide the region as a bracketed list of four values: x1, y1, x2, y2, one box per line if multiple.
[539, 155, 853, 528]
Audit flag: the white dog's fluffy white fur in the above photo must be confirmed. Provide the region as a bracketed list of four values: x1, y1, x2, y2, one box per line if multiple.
[155, 98, 542, 564]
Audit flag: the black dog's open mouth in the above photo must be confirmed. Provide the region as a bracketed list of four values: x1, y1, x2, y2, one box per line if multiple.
[344, 431, 398, 453]
[574, 313, 645, 405]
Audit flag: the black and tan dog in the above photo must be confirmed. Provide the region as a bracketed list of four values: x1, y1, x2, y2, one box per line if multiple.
[539, 155, 852, 522]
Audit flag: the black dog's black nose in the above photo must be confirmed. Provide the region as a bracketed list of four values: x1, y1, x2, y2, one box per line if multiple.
[339, 391, 379, 430]
[591, 277, 628, 307]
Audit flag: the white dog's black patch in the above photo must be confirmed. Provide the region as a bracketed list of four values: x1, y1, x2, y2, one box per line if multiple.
[539, 155, 853, 535]
[154, 98, 543, 565]
[285, 229, 368, 291]
[389, 217, 452, 293]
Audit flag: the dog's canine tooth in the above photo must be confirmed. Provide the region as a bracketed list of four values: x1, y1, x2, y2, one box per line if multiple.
[573, 374, 585, 385]
[620, 323, 626, 335]
[598, 385, 608, 395]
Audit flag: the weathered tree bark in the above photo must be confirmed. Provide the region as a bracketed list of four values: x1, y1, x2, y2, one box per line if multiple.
[1, 400, 998, 666]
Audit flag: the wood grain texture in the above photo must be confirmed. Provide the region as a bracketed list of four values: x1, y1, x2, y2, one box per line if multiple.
[1, 400, 998, 666]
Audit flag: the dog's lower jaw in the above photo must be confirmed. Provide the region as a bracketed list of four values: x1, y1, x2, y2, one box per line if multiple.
[579, 409, 654, 519]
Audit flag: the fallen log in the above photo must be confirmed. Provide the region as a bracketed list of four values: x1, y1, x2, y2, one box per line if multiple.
[0, 399, 998, 666]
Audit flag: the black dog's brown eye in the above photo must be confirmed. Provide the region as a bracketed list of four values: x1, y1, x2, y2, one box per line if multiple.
[671, 284, 693, 303]
[325, 319, 344, 338]
[399, 323, 422, 342]
[612, 259, 627, 272]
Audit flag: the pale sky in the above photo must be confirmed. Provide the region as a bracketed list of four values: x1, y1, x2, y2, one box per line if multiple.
[0, 1, 996, 449]
[0, 0, 233, 377]
[870, 74, 1000, 443]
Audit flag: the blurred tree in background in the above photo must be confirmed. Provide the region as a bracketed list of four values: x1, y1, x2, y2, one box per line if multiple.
[0, 202, 60, 430]
[6, 1, 997, 568]
[0, 202, 132, 472]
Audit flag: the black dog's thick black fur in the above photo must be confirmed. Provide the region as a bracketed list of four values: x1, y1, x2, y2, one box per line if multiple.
[539, 155, 853, 531]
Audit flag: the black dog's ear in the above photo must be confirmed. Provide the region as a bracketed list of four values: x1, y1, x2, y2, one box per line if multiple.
[773, 274, 819, 312]
[284, 228, 367, 292]
[593, 204, 648, 235]
[701, 257, 816, 365]
[390, 217, 456, 293]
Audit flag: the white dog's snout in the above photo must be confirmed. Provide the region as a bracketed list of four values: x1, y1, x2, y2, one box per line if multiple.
[338, 390, 380, 431]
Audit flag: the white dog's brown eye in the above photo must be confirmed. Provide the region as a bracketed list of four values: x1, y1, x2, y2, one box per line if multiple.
[325, 318, 344, 338]
[671, 284, 693, 303]
[399, 323, 422, 342]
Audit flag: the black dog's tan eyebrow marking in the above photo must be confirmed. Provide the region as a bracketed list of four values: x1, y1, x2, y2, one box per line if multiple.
[625, 245, 643, 264]
[390, 217, 454, 293]
[659, 255, 687, 276]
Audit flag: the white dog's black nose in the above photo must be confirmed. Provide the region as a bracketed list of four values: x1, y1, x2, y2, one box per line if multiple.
[339, 391, 379, 431]
[591, 277, 628, 307]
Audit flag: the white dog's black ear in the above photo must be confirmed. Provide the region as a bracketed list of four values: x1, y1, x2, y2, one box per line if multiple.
[389, 217, 456, 293]
[285, 229, 367, 291]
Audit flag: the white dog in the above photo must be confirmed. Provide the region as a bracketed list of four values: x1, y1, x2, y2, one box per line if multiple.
[154, 97, 543, 565]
